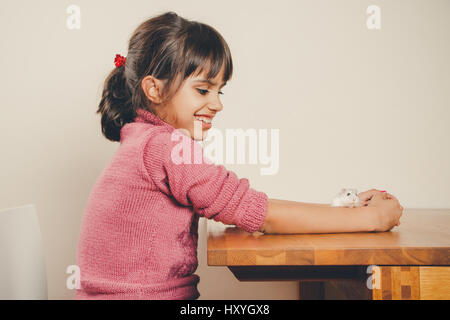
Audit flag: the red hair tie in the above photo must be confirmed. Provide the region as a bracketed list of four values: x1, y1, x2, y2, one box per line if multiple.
[114, 54, 126, 68]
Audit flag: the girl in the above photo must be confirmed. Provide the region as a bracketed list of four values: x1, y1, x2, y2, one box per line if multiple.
[75, 11, 403, 300]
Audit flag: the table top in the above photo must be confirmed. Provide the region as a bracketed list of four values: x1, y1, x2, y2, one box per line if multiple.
[207, 208, 450, 266]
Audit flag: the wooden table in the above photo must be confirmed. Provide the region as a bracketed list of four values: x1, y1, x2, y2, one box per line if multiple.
[207, 209, 450, 300]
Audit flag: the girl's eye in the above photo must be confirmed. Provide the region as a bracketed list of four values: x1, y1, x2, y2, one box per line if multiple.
[197, 89, 208, 95]
[197, 89, 224, 95]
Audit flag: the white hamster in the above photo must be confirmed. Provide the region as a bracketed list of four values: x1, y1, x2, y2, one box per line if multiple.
[331, 188, 362, 208]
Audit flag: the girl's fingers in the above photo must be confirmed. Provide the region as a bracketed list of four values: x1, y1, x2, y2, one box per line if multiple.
[386, 192, 398, 202]
[387, 193, 404, 211]
[358, 189, 385, 202]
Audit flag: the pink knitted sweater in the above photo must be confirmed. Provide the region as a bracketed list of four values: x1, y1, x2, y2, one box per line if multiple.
[74, 108, 268, 300]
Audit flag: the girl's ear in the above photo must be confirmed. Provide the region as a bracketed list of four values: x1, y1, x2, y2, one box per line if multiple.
[142, 75, 164, 104]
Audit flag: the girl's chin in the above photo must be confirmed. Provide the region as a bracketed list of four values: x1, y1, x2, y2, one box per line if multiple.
[191, 121, 209, 139]
[193, 118, 212, 130]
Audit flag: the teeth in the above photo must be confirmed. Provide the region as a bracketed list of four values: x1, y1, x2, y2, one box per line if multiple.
[194, 116, 212, 124]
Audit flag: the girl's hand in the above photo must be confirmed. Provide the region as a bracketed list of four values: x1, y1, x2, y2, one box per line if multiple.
[358, 189, 403, 227]
[365, 192, 404, 231]
[358, 189, 386, 206]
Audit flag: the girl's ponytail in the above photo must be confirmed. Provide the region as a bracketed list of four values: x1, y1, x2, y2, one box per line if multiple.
[97, 64, 135, 142]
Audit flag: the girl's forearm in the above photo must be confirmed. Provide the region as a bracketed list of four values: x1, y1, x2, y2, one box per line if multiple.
[259, 198, 375, 234]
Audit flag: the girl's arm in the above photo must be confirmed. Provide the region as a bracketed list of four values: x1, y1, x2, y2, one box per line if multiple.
[259, 198, 376, 234]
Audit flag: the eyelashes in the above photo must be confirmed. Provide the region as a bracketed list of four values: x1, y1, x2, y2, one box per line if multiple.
[197, 88, 224, 96]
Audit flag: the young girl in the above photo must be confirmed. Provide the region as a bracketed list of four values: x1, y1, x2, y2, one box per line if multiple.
[75, 11, 403, 300]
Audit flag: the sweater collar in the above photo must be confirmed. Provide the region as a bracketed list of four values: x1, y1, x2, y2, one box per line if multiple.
[134, 108, 175, 132]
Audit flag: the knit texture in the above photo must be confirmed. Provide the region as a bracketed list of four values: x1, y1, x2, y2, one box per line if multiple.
[74, 108, 268, 300]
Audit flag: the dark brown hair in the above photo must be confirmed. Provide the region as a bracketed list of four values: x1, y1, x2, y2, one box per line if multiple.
[97, 11, 233, 142]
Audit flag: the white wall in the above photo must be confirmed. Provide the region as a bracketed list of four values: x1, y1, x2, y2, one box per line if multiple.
[0, 0, 449, 299]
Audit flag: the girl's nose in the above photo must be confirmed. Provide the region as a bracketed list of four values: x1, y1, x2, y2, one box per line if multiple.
[209, 103, 223, 112]
[209, 92, 224, 112]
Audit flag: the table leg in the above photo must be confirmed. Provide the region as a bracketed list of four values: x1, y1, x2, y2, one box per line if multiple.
[372, 266, 450, 300]
[298, 281, 325, 300]
[299, 280, 371, 300]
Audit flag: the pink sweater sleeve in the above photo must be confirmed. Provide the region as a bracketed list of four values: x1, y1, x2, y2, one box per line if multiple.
[143, 129, 268, 233]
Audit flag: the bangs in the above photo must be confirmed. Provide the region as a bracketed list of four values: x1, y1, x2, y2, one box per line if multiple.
[179, 22, 233, 84]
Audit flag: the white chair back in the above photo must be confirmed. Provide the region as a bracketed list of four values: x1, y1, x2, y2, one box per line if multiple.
[0, 204, 48, 299]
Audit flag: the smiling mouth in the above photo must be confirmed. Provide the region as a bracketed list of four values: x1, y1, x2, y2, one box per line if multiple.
[194, 115, 213, 124]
